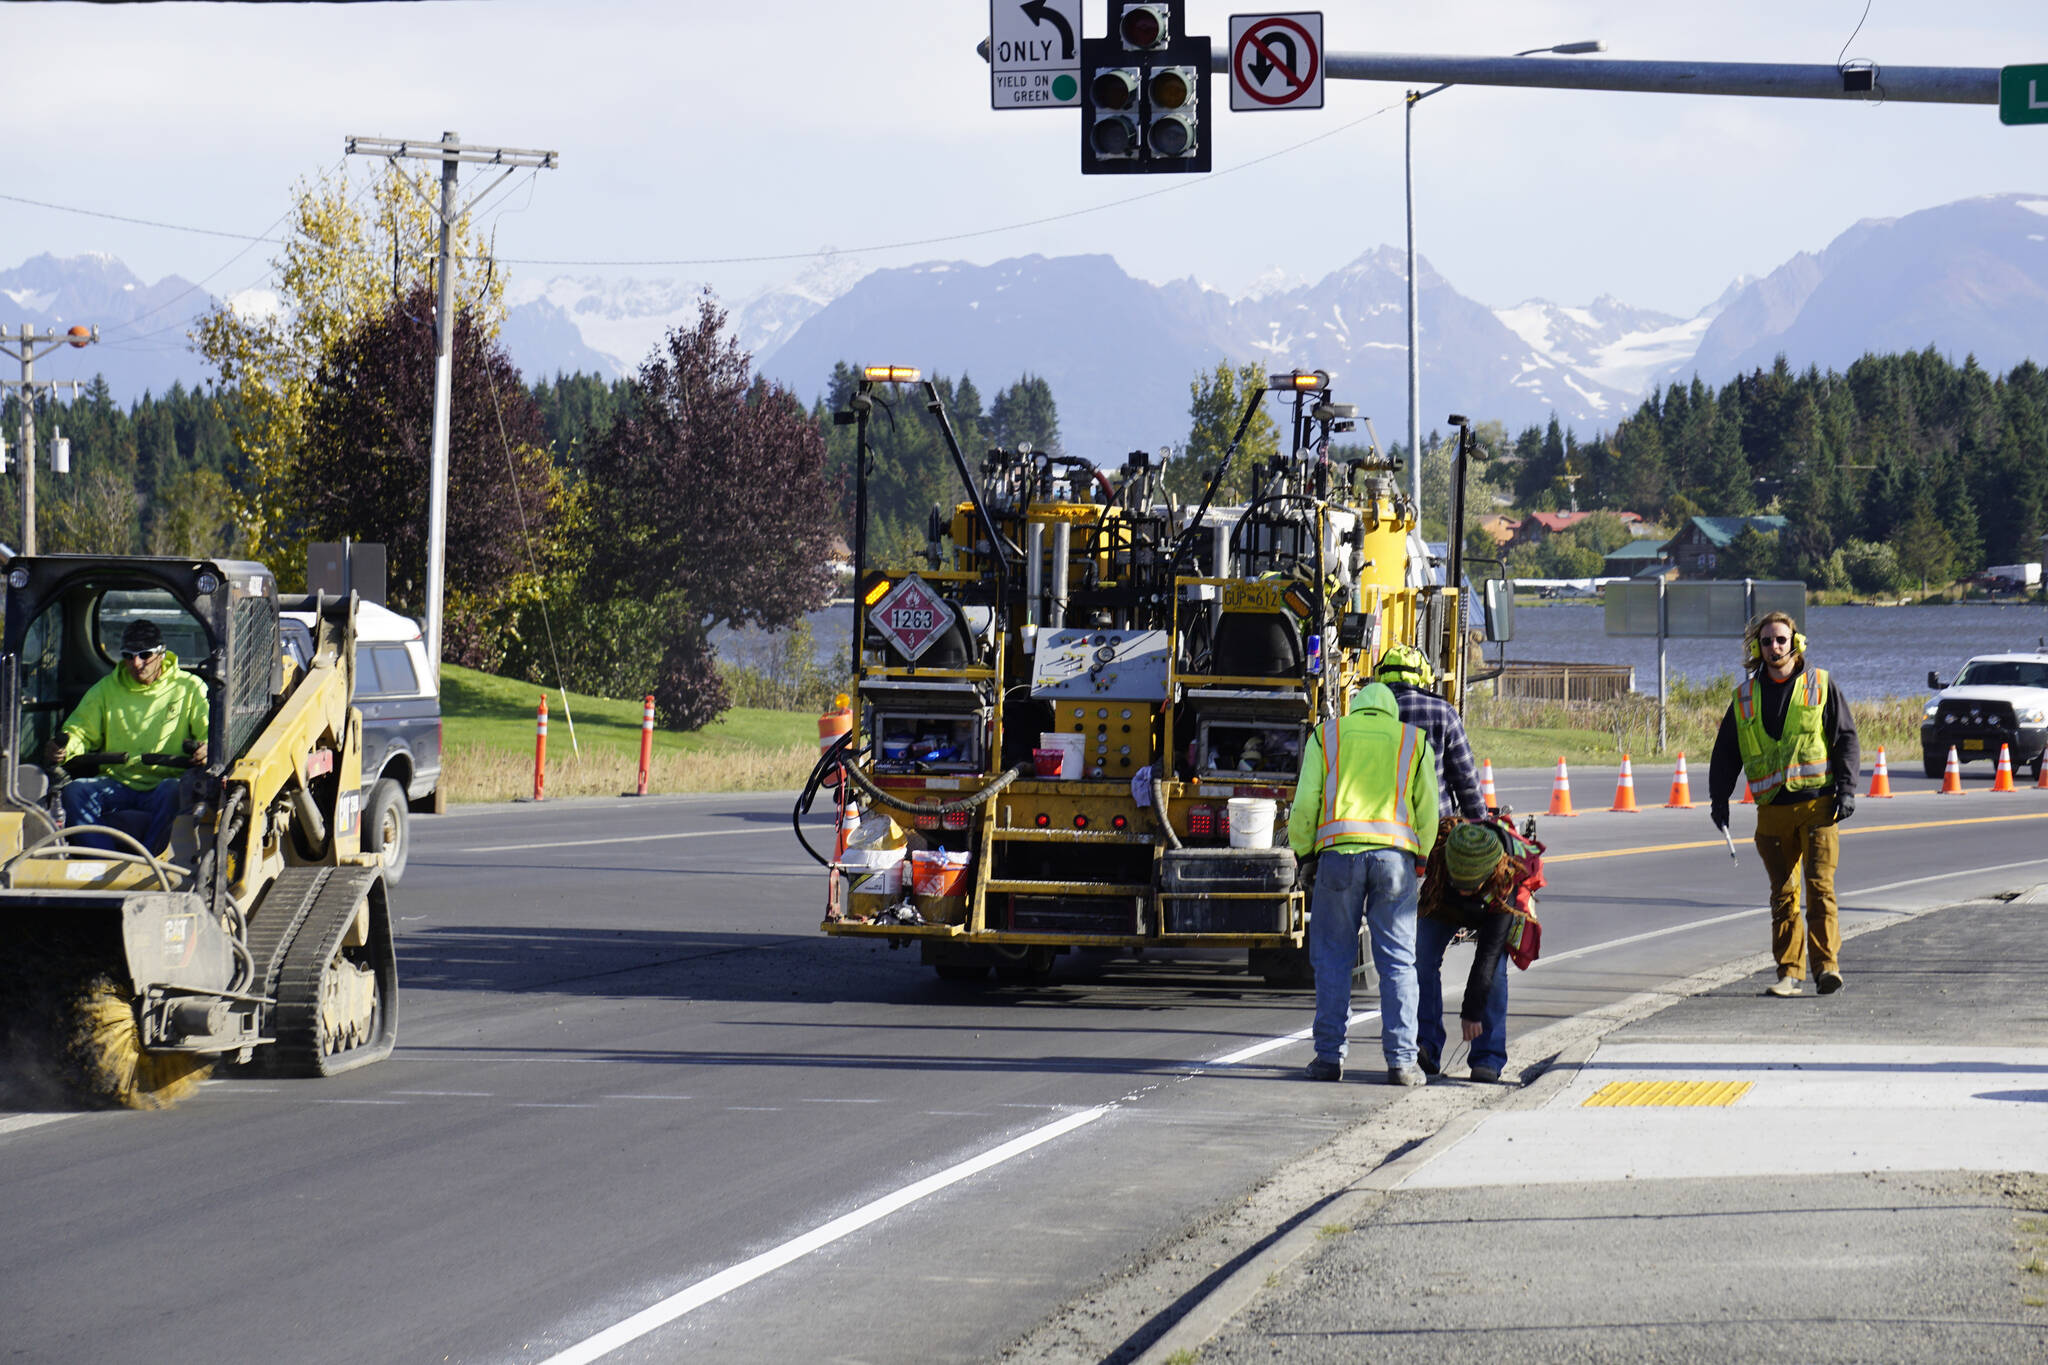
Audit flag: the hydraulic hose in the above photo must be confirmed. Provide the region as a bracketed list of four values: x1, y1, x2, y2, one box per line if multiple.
[839, 760, 1029, 817]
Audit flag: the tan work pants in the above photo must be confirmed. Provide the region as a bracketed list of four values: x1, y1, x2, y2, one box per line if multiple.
[1753, 797, 1840, 980]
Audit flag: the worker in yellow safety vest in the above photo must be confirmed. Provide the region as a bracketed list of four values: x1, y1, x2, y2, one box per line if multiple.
[1707, 610, 1861, 998]
[1287, 681, 1440, 1085]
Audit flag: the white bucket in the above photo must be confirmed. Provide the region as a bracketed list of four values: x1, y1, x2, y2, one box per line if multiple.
[1039, 731, 1086, 779]
[1227, 797, 1277, 848]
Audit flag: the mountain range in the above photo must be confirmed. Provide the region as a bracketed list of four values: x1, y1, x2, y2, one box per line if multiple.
[5, 193, 2043, 455]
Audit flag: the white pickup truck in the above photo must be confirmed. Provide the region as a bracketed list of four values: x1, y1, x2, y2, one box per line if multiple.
[1921, 651, 2048, 781]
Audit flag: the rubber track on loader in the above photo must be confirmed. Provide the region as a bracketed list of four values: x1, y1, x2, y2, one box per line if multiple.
[244, 866, 336, 1003]
[268, 866, 395, 1077]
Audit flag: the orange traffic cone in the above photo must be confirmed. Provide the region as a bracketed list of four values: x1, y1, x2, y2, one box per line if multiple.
[1866, 747, 1893, 798]
[833, 800, 860, 860]
[1547, 756, 1576, 817]
[2038, 755, 2048, 790]
[1993, 744, 2017, 792]
[1480, 759, 1499, 814]
[1739, 776, 1754, 804]
[1665, 752, 1696, 808]
[1938, 745, 1965, 795]
[1611, 754, 1640, 812]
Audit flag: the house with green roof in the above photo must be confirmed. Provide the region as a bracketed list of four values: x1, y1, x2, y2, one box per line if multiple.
[1661, 516, 1790, 578]
[1603, 538, 1674, 579]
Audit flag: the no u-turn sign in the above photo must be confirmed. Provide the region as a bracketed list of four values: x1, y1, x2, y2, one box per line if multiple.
[1229, 12, 1323, 111]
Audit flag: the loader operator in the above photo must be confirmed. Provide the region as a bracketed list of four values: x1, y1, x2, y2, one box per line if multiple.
[1288, 681, 1439, 1086]
[43, 619, 208, 855]
[1707, 611, 1859, 998]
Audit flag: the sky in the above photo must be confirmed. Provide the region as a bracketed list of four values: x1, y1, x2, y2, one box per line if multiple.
[2, 1, 2043, 321]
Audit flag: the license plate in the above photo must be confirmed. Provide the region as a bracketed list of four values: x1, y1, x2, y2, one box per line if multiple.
[1962, 739, 1985, 751]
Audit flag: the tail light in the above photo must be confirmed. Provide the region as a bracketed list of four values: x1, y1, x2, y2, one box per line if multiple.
[943, 811, 970, 831]
[914, 813, 941, 831]
[1188, 805, 1214, 837]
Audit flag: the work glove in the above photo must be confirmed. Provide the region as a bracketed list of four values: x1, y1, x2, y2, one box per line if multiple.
[1831, 791, 1855, 825]
[1710, 798, 1730, 831]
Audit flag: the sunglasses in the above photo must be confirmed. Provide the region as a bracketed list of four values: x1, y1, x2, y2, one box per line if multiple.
[121, 647, 166, 661]
[1760, 635, 1793, 646]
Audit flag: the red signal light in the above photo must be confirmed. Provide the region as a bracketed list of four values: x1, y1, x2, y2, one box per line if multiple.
[1034, 812, 1051, 828]
[1073, 814, 1089, 829]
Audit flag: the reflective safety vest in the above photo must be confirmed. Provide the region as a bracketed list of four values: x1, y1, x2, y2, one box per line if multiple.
[1308, 709, 1428, 854]
[1733, 666, 1830, 803]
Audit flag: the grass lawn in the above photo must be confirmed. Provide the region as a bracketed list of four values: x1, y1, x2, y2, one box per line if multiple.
[440, 666, 818, 802]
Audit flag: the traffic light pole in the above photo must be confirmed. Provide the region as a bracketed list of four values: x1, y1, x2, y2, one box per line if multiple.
[344, 133, 557, 689]
[0, 325, 97, 555]
[1202, 48, 1999, 104]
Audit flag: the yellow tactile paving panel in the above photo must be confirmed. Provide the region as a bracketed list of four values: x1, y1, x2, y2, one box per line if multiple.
[1582, 1080, 1755, 1108]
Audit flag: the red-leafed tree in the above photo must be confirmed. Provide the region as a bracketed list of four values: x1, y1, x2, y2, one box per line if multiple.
[584, 294, 835, 728]
[299, 283, 561, 664]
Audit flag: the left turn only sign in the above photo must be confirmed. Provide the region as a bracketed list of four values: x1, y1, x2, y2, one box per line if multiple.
[990, 0, 1082, 109]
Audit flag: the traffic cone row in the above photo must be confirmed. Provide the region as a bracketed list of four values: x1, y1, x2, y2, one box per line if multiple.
[1867, 747, 1892, 798]
[1548, 757, 1576, 817]
[1938, 745, 1965, 795]
[1480, 759, 1499, 814]
[1610, 754, 1640, 812]
[1665, 752, 1696, 808]
[1992, 743, 2017, 792]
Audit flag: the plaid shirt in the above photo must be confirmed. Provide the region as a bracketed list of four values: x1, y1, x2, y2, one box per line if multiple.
[1388, 683, 1487, 819]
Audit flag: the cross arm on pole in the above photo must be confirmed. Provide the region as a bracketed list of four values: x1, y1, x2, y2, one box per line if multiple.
[345, 135, 559, 168]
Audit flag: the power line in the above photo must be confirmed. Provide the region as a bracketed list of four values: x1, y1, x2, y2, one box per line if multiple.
[0, 189, 282, 243]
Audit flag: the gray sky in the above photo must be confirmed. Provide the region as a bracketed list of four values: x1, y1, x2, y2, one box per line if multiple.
[3, 1, 2042, 318]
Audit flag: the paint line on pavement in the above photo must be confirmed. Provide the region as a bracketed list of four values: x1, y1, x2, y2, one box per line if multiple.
[536, 1106, 1109, 1365]
[1532, 855, 2048, 969]
[1549, 809, 2048, 864]
[0, 1113, 75, 1137]
[1208, 1010, 1380, 1067]
[455, 827, 784, 854]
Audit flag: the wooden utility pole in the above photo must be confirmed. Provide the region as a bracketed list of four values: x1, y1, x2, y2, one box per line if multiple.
[0, 324, 96, 554]
[343, 132, 557, 687]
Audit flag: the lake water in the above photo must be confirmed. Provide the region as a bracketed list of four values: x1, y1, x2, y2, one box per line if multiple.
[717, 601, 2048, 703]
[1499, 603, 2048, 699]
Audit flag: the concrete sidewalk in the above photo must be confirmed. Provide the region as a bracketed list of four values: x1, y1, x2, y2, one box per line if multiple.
[1165, 895, 2048, 1363]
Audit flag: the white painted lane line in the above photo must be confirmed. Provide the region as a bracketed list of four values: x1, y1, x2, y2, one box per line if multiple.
[1208, 1010, 1380, 1067]
[0, 1114, 75, 1137]
[799, 1097, 885, 1104]
[453, 828, 784, 854]
[389, 1089, 494, 1098]
[537, 1106, 1109, 1365]
[603, 1094, 694, 1102]
[1530, 855, 2048, 970]
[513, 1102, 599, 1109]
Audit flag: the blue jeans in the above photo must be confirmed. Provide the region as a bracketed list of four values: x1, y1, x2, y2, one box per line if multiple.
[1309, 848, 1419, 1068]
[1416, 913, 1509, 1075]
[60, 775, 183, 855]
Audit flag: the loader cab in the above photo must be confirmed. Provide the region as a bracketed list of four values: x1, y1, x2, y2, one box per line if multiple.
[2, 557, 283, 793]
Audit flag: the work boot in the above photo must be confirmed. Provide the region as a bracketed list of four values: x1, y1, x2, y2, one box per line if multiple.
[1817, 970, 1846, 995]
[1304, 1057, 1343, 1082]
[1386, 1065, 1426, 1087]
[1468, 1065, 1501, 1083]
[1417, 1047, 1440, 1076]
[1765, 973, 1803, 997]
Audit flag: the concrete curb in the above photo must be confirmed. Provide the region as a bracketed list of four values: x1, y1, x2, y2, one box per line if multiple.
[1126, 889, 2021, 1365]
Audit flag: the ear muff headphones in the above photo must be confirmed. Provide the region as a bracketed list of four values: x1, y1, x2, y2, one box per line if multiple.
[1745, 627, 1807, 663]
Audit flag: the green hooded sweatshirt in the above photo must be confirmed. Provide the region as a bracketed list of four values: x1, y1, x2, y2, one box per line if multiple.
[58, 652, 209, 790]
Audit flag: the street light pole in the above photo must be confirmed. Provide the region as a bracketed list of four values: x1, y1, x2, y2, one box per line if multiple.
[1404, 41, 1603, 523]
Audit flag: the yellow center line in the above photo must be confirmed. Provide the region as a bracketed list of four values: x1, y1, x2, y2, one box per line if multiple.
[1547, 809, 2048, 863]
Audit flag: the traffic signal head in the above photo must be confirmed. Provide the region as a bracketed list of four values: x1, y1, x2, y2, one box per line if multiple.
[1081, 2, 1210, 175]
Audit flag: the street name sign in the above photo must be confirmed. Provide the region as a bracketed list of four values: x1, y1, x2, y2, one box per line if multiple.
[1228, 12, 1323, 111]
[2001, 64, 2048, 125]
[991, 0, 1082, 109]
[869, 574, 959, 661]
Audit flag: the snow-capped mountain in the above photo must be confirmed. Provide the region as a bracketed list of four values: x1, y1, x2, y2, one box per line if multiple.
[1679, 193, 2048, 383]
[1493, 294, 1717, 399]
[0, 253, 216, 399]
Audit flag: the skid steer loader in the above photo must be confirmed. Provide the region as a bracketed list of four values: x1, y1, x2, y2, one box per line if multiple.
[0, 555, 397, 1110]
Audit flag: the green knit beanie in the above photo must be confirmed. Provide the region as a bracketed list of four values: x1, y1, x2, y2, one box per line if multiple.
[1444, 823, 1506, 890]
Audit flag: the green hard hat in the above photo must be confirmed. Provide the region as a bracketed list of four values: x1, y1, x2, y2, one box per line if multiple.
[1376, 643, 1435, 687]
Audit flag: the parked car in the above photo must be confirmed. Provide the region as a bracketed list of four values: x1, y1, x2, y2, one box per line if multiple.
[1921, 652, 2048, 781]
[281, 600, 440, 882]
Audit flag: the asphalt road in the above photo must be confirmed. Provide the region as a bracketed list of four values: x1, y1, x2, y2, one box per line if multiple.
[4, 767, 2046, 1364]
